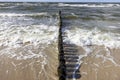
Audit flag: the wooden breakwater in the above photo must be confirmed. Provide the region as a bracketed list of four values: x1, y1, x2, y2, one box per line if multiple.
[58, 11, 66, 80]
[58, 11, 81, 80]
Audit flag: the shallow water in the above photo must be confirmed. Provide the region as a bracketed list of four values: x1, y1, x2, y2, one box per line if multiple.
[0, 4, 59, 80]
[0, 2, 120, 80]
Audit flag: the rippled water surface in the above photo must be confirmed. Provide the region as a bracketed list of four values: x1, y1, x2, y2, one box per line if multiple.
[0, 2, 120, 80]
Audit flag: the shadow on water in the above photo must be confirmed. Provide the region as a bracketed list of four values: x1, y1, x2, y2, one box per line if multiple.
[58, 11, 81, 80]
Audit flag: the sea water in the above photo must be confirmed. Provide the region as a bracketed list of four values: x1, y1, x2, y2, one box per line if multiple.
[0, 2, 120, 80]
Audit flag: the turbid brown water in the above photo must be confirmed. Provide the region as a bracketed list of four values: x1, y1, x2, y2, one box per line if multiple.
[0, 43, 59, 80]
[79, 46, 120, 80]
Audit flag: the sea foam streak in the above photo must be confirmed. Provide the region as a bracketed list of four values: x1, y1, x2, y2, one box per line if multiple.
[58, 3, 120, 7]
[0, 13, 48, 17]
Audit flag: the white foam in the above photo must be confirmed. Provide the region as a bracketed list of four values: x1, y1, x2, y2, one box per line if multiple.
[108, 26, 120, 29]
[0, 24, 58, 48]
[0, 13, 48, 17]
[63, 28, 120, 49]
[58, 3, 120, 7]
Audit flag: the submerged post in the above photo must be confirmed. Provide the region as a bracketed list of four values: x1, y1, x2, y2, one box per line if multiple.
[58, 11, 66, 80]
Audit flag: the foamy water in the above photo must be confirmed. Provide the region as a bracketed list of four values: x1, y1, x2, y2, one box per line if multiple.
[0, 12, 59, 80]
[58, 3, 120, 7]
[0, 24, 58, 47]
[0, 2, 120, 80]
[63, 26, 120, 80]
[0, 13, 48, 17]
[63, 28, 120, 49]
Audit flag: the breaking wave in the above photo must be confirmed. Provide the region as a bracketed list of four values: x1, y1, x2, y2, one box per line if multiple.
[63, 27, 120, 48]
[58, 3, 120, 7]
